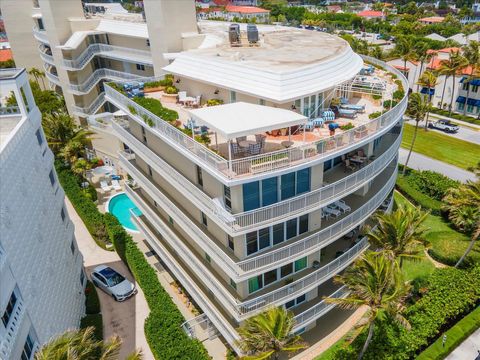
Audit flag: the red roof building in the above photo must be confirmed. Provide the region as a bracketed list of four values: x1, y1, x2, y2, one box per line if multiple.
[357, 10, 384, 19]
[225, 5, 269, 14]
[0, 49, 13, 62]
[419, 16, 445, 24]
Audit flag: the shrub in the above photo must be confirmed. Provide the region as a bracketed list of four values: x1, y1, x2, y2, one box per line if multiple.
[335, 266, 480, 359]
[132, 97, 178, 122]
[104, 214, 209, 359]
[429, 107, 480, 126]
[128, 105, 137, 115]
[405, 170, 459, 201]
[372, 94, 382, 100]
[396, 174, 443, 215]
[383, 99, 398, 108]
[144, 78, 173, 89]
[206, 98, 224, 107]
[369, 111, 382, 119]
[393, 90, 405, 101]
[55, 164, 112, 249]
[340, 122, 354, 131]
[165, 86, 179, 95]
[80, 314, 103, 341]
[85, 281, 101, 315]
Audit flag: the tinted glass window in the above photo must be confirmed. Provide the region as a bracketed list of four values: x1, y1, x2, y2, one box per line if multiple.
[246, 232, 258, 256]
[286, 218, 297, 239]
[281, 173, 296, 200]
[280, 263, 293, 278]
[272, 223, 284, 245]
[258, 228, 270, 250]
[296, 168, 310, 194]
[243, 181, 260, 211]
[299, 214, 309, 234]
[261, 177, 278, 206]
[264, 269, 278, 286]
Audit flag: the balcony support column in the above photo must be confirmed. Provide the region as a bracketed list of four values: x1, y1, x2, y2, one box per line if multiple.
[228, 139, 232, 173]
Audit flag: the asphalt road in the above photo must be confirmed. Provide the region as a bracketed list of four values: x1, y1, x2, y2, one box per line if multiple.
[428, 125, 480, 145]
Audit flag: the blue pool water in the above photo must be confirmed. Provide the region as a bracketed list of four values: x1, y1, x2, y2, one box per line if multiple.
[108, 193, 142, 232]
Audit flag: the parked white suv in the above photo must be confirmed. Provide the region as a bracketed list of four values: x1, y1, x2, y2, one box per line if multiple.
[91, 265, 137, 301]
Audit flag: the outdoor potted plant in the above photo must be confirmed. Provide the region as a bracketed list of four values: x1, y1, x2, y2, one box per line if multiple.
[162, 85, 179, 103]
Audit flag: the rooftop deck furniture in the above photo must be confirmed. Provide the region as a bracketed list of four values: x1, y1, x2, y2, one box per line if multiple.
[344, 159, 356, 172]
[230, 142, 244, 157]
[248, 142, 262, 155]
[100, 180, 111, 192]
[238, 139, 255, 148]
[322, 110, 335, 121]
[335, 200, 351, 213]
[178, 91, 188, 105]
[341, 103, 365, 113]
[111, 179, 122, 191]
[236, 136, 247, 144]
[323, 206, 341, 218]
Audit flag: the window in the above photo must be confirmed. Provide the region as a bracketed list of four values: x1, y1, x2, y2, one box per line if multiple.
[230, 279, 237, 290]
[259, 99, 265, 105]
[227, 235, 234, 251]
[61, 207, 66, 222]
[205, 253, 211, 263]
[136, 64, 145, 71]
[472, 85, 479, 93]
[49, 170, 56, 187]
[147, 165, 153, 177]
[281, 172, 296, 200]
[296, 168, 310, 195]
[37, 18, 44, 30]
[261, 177, 278, 206]
[462, 82, 469, 91]
[196, 165, 203, 187]
[467, 104, 474, 113]
[146, 39, 150, 47]
[286, 218, 297, 240]
[258, 228, 270, 250]
[20, 333, 35, 360]
[70, 241, 75, 255]
[201, 212, 208, 226]
[230, 91, 237, 103]
[299, 214, 309, 234]
[246, 232, 258, 256]
[141, 126, 147, 143]
[272, 223, 284, 245]
[224, 185, 232, 211]
[248, 275, 263, 293]
[323, 160, 332, 171]
[280, 263, 293, 278]
[294, 257, 307, 272]
[243, 181, 260, 211]
[264, 269, 278, 286]
[35, 129, 43, 145]
[285, 294, 306, 309]
[1, 291, 17, 327]
[457, 102, 465, 111]
[80, 271, 85, 286]
[168, 216, 174, 225]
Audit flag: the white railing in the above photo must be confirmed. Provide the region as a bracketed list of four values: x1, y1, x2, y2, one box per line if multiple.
[0, 246, 6, 271]
[127, 186, 368, 318]
[62, 43, 152, 70]
[105, 55, 408, 181]
[131, 213, 242, 352]
[45, 69, 60, 85]
[71, 92, 106, 116]
[0, 299, 25, 360]
[0, 106, 20, 116]
[38, 47, 55, 65]
[239, 238, 368, 316]
[32, 26, 49, 44]
[123, 155, 396, 279]
[114, 119, 401, 234]
[237, 167, 397, 273]
[292, 286, 349, 331]
[69, 69, 148, 95]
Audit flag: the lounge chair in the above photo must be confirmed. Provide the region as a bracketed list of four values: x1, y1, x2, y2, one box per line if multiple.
[230, 142, 244, 157]
[323, 206, 341, 218]
[335, 200, 351, 213]
[341, 103, 365, 113]
[333, 106, 357, 119]
[248, 143, 262, 155]
[344, 159, 356, 172]
[111, 180, 122, 191]
[178, 91, 188, 104]
[236, 136, 247, 144]
[100, 180, 111, 192]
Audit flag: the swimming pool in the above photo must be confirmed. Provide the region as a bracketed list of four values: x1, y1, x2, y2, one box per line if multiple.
[106, 192, 142, 232]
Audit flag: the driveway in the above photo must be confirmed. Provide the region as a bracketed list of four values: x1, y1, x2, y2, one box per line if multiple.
[66, 199, 154, 359]
[445, 327, 480, 360]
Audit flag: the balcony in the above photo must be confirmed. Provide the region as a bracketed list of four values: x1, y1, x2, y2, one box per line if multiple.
[0, 299, 26, 360]
[38, 45, 54, 65]
[126, 182, 370, 318]
[114, 120, 401, 234]
[44, 66, 60, 86]
[71, 92, 106, 117]
[123, 155, 396, 280]
[32, 26, 49, 44]
[68, 69, 150, 95]
[105, 56, 407, 182]
[62, 44, 152, 71]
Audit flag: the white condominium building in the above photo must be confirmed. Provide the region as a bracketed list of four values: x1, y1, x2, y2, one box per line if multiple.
[0, 69, 85, 360]
[103, 22, 407, 354]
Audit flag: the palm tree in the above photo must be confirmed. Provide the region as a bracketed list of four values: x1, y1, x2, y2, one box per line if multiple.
[72, 158, 92, 180]
[324, 251, 411, 360]
[395, 36, 416, 78]
[369, 45, 384, 61]
[403, 93, 430, 175]
[42, 111, 94, 157]
[236, 307, 307, 359]
[367, 204, 429, 266]
[414, 43, 434, 92]
[35, 327, 142, 360]
[438, 51, 468, 114]
[28, 67, 46, 90]
[461, 41, 480, 116]
[443, 179, 480, 267]
[416, 71, 438, 129]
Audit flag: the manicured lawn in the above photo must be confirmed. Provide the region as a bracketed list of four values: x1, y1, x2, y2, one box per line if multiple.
[394, 191, 479, 267]
[401, 123, 480, 170]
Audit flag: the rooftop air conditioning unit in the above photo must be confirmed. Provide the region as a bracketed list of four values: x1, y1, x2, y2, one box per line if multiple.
[229, 24, 241, 45]
[247, 24, 259, 44]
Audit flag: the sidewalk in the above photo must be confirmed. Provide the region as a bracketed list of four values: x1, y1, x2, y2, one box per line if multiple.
[398, 148, 476, 182]
[66, 199, 154, 360]
[445, 327, 480, 360]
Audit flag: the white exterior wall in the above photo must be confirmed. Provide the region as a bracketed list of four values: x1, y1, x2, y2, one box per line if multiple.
[0, 70, 85, 360]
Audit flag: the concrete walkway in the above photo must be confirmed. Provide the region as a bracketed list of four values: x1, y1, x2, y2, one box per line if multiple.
[445, 327, 480, 360]
[398, 148, 476, 182]
[66, 199, 154, 360]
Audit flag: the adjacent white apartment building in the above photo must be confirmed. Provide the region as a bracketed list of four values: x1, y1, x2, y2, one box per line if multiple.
[0, 68, 85, 360]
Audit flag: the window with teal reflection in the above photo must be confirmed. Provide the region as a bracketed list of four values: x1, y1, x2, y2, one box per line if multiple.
[243, 181, 260, 211]
[281, 172, 296, 200]
[296, 168, 310, 194]
[262, 177, 278, 206]
[286, 218, 297, 239]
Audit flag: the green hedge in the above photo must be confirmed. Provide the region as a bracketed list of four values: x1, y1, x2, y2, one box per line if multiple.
[416, 306, 480, 360]
[56, 164, 112, 250]
[80, 314, 103, 341]
[85, 281, 101, 315]
[133, 97, 179, 122]
[429, 107, 480, 126]
[396, 175, 443, 215]
[334, 266, 480, 359]
[104, 214, 210, 359]
[402, 169, 459, 201]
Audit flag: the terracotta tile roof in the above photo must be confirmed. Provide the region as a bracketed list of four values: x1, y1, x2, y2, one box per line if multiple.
[225, 5, 269, 13]
[357, 10, 384, 17]
[0, 49, 12, 62]
[419, 16, 445, 23]
[212, 0, 229, 5]
[393, 65, 409, 71]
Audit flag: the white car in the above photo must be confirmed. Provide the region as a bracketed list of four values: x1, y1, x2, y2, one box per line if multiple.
[91, 265, 137, 301]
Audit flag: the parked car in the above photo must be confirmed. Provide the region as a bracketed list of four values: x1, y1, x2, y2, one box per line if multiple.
[91, 265, 137, 301]
[428, 119, 459, 133]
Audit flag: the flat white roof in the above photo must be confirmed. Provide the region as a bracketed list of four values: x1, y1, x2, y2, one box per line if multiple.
[60, 30, 105, 49]
[96, 19, 148, 38]
[188, 102, 308, 139]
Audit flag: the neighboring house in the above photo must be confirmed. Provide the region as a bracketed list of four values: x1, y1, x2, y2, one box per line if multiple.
[447, 31, 480, 45]
[357, 10, 385, 20]
[0, 68, 85, 360]
[196, 4, 270, 23]
[327, 5, 342, 13]
[424, 32, 447, 42]
[457, 76, 480, 116]
[418, 16, 445, 24]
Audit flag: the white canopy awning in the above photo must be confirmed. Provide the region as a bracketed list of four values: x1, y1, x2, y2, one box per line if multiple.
[58, 30, 105, 50]
[188, 102, 308, 140]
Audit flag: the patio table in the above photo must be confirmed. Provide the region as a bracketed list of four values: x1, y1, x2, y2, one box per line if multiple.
[238, 140, 256, 148]
[281, 141, 294, 148]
